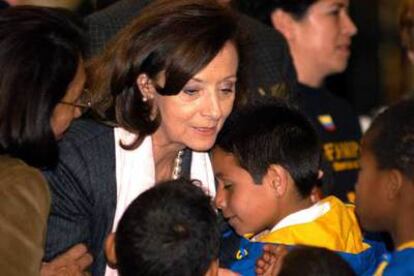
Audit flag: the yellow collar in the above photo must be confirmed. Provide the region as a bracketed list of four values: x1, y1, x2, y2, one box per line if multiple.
[396, 240, 414, 251]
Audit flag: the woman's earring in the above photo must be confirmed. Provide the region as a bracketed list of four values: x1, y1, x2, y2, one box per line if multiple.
[142, 96, 148, 102]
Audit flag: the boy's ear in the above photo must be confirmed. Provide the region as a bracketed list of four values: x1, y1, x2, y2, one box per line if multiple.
[317, 170, 324, 180]
[265, 164, 289, 197]
[386, 169, 403, 200]
[270, 9, 295, 41]
[205, 259, 219, 276]
[105, 233, 117, 268]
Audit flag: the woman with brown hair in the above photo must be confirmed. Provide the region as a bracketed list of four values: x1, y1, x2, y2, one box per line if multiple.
[43, 0, 244, 275]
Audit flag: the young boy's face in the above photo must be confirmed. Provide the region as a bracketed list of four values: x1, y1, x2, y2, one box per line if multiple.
[355, 144, 390, 232]
[212, 147, 279, 236]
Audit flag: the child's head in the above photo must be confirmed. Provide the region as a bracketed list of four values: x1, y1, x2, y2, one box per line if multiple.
[106, 178, 220, 276]
[355, 99, 414, 234]
[278, 246, 355, 276]
[213, 98, 321, 236]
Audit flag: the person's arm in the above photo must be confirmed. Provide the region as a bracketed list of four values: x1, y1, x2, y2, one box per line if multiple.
[0, 163, 50, 276]
[41, 244, 93, 276]
[43, 136, 93, 262]
[43, 120, 116, 275]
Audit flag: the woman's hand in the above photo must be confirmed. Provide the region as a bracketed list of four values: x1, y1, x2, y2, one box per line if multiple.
[255, 244, 288, 276]
[40, 244, 93, 276]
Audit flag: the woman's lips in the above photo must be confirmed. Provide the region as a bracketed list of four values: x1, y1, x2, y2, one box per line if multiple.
[193, 126, 217, 136]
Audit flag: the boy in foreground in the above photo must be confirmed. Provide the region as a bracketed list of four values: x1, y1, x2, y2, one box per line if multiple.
[213, 99, 383, 275]
[105, 178, 224, 276]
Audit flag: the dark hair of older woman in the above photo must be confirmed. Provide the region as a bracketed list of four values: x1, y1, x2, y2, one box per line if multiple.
[0, 6, 91, 276]
[43, 0, 244, 275]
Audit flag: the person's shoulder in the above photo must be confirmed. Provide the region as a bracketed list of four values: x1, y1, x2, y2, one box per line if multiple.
[0, 155, 45, 183]
[392, 246, 414, 263]
[0, 155, 49, 207]
[236, 12, 287, 46]
[85, 0, 149, 27]
[62, 118, 114, 146]
[384, 248, 414, 275]
[85, 0, 151, 56]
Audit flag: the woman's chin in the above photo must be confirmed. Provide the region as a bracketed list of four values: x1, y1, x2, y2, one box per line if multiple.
[186, 142, 215, 152]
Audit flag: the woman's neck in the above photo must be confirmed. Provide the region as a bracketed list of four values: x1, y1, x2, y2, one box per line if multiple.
[292, 51, 324, 88]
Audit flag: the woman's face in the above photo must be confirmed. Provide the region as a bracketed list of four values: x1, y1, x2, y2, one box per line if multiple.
[151, 41, 239, 151]
[287, 0, 357, 81]
[50, 59, 86, 140]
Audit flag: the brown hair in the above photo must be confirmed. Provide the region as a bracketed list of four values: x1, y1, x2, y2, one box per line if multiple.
[400, 0, 414, 51]
[88, 0, 243, 148]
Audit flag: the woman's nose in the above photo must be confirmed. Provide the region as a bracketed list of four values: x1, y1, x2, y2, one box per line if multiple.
[343, 13, 358, 36]
[201, 90, 222, 120]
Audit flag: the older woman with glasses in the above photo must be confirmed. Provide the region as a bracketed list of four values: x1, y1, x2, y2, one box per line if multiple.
[42, 0, 244, 275]
[0, 6, 92, 276]
[59, 88, 92, 114]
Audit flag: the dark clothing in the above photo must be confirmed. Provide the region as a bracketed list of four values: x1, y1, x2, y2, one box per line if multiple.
[0, 0, 9, 9]
[43, 120, 116, 276]
[84, 0, 297, 98]
[297, 83, 362, 201]
[42, 119, 193, 275]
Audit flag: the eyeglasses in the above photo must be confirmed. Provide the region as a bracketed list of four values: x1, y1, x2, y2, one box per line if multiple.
[60, 88, 92, 113]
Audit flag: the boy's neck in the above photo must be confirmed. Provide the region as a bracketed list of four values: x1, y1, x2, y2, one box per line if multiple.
[251, 196, 314, 241]
[280, 196, 314, 221]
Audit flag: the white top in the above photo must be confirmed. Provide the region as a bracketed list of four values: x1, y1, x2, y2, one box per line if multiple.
[105, 127, 216, 276]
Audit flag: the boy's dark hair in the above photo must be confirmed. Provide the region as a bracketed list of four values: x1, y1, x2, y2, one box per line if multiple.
[216, 97, 320, 197]
[279, 246, 355, 276]
[0, 6, 85, 168]
[115, 178, 220, 276]
[365, 99, 414, 180]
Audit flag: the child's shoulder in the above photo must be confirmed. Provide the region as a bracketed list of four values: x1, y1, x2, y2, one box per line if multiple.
[379, 242, 414, 275]
[258, 196, 364, 252]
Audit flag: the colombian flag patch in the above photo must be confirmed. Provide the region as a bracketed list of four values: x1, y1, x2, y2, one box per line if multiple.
[318, 114, 336, 132]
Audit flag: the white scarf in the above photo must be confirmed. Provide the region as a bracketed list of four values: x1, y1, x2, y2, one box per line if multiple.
[105, 127, 216, 276]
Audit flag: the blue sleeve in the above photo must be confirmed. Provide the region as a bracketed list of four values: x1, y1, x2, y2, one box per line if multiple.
[220, 229, 265, 276]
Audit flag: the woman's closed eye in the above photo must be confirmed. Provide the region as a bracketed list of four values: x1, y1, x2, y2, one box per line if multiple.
[223, 180, 233, 190]
[220, 83, 236, 94]
[183, 87, 200, 96]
